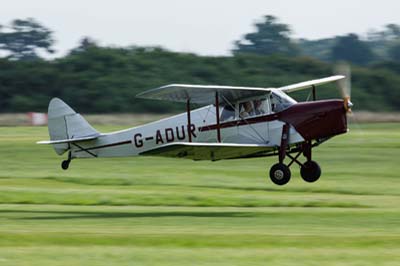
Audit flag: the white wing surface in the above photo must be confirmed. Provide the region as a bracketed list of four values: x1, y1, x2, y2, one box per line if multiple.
[137, 76, 345, 104]
[136, 84, 272, 104]
[279, 75, 345, 93]
[139, 142, 274, 161]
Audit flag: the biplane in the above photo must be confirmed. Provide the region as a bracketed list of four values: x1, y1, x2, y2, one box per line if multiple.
[38, 74, 352, 185]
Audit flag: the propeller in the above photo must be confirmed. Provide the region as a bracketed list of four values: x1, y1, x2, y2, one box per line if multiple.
[335, 63, 353, 113]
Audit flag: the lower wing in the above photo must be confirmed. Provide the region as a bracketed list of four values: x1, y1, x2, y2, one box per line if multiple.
[139, 142, 274, 161]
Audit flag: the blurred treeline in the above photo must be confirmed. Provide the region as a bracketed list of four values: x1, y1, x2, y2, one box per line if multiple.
[1, 16, 400, 113]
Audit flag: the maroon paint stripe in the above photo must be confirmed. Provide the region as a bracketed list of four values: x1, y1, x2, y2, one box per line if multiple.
[78, 140, 132, 152]
[199, 113, 279, 132]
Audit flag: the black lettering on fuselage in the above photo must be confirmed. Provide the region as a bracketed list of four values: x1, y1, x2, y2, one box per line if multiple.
[135, 124, 197, 148]
[134, 133, 143, 148]
[190, 124, 197, 138]
[156, 130, 164, 144]
[165, 128, 174, 142]
[176, 125, 186, 140]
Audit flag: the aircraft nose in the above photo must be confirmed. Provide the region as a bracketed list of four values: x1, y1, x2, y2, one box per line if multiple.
[279, 100, 348, 141]
[347, 101, 354, 108]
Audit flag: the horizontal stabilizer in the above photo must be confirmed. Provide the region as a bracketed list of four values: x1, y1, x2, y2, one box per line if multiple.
[37, 134, 100, 145]
[139, 142, 273, 161]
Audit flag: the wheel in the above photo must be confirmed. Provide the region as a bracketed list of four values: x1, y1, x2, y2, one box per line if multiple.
[61, 160, 70, 170]
[269, 163, 291, 185]
[300, 160, 321, 183]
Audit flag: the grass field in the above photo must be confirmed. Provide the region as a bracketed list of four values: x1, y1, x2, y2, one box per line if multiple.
[0, 123, 399, 265]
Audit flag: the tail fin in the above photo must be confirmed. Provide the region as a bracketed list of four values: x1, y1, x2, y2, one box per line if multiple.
[45, 98, 99, 155]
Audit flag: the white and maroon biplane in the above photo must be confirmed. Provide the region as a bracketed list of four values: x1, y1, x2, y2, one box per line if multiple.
[38, 74, 352, 185]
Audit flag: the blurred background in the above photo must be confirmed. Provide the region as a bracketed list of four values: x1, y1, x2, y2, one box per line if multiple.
[0, 1, 399, 265]
[1, 0, 400, 117]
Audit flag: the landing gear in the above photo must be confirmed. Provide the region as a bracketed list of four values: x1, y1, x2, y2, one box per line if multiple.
[269, 163, 291, 185]
[269, 123, 292, 186]
[269, 150, 321, 185]
[61, 151, 72, 170]
[300, 160, 321, 183]
[268, 124, 322, 185]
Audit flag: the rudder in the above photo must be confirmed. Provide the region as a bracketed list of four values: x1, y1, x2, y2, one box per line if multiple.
[47, 98, 99, 155]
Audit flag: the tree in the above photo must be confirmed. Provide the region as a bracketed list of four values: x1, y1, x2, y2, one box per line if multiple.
[0, 18, 55, 60]
[385, 24, 400, 40]
[70, 37, 98, 54]
[388, 42, 400, 62]
[233, 15, 299, 56]
[297, 38, 336, 62]
[331, 34, 374, 65]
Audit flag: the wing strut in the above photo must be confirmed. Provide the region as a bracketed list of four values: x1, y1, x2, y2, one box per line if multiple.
[186, 99, 192, 142]
[215, 91, 221, 143]
[312, 85, 316, 101]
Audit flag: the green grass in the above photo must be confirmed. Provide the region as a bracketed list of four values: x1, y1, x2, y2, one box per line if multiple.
[0, 123, 399, 265]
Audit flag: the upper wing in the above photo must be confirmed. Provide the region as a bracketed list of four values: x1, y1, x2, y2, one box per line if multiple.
[136, 84, 272, 105]
[137, 76, 345, 104]
[139, 142, 273, 161]
[278, 75, 345, 93]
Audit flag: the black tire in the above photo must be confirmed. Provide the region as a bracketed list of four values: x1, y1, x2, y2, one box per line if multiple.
[61, 160, 70, 170]
[300, 160, 321, 183]
[269, 163, 291, 185]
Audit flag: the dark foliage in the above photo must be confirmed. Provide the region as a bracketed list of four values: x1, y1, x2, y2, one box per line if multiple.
[331, 34, 375, 65]
[233, 15, 299, 56]
[0, 18, 55, 61]
[1, 47, 400, 113]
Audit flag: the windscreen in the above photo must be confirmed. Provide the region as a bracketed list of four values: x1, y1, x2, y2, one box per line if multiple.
[270, 90, 297, 113]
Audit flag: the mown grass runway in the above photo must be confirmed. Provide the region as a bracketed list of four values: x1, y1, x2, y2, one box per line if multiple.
[0, 124, 399, 265]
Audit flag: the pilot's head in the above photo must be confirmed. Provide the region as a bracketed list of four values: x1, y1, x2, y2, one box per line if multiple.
[254, 99, 262, 108]
[242, 101, 251, 111]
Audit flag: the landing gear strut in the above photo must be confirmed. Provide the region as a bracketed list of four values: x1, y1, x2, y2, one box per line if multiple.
[61, 152, 72, 170]
[269, 123, 291, 185]
[268, 124, 321, 185]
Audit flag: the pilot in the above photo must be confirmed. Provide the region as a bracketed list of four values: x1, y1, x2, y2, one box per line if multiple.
[253, 99, 265, 115]
[240, 101, 253, 118]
